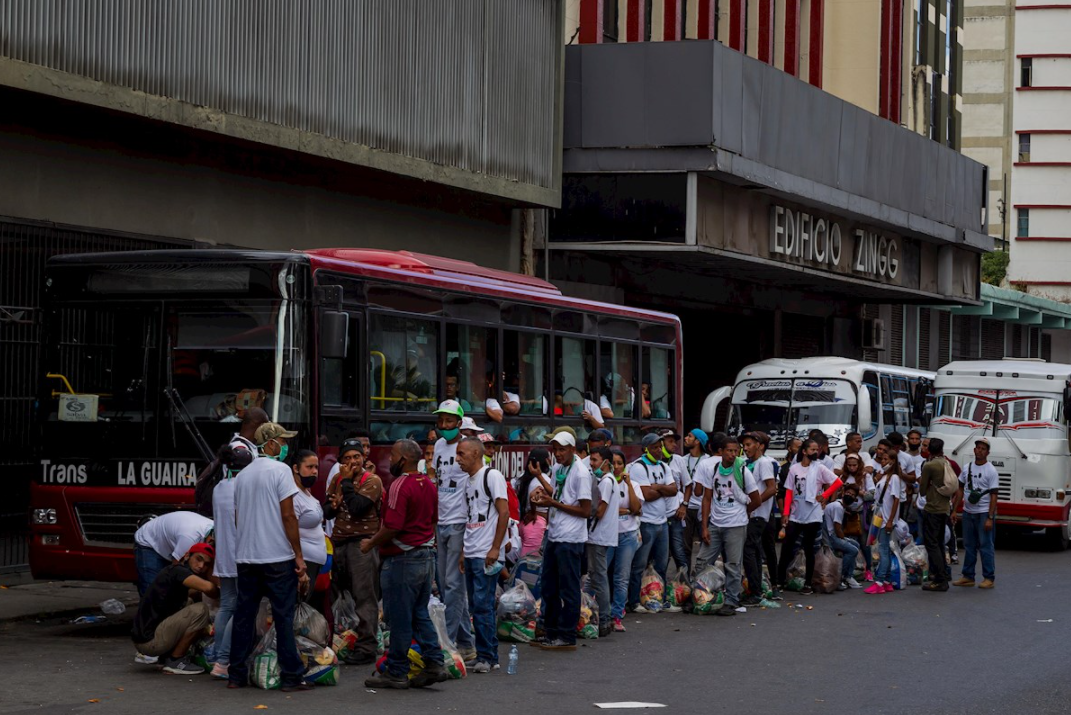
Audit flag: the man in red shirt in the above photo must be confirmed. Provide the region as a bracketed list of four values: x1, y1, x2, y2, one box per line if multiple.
[361, 439, 448, 691]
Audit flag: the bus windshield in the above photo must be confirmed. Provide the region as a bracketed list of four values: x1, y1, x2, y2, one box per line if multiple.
[934, 392, 1064, 440]
[40, 297, 308, 461]
[730, 378, 856, 448]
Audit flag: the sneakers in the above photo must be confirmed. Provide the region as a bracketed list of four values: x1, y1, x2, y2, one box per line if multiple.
[739, 595, 763, 607]
[883, 583, 895, 593]
[134, 652, 159, 665]
[162, 657, 204, 675]
[799, 585, 813, 595]
[528, 637, 550, 648]
[210, 662, 229, 679]
[952, 577, 976, 587]
[845, 577, 862, 589]
[472, 661, 500, 673]
[410, 666, 451, 688]
[864, 583, 886, 595]
[662, 603, 682, 613]
[280, 680, 315, 692]
[632, 604, 650, 614]
[950, 554, 959, 564]
[714, 604, 737, 617]
[364, 672, 410, 689]
[769, 589, 784, 601]
[836, 580, 848, 591]
[458, 646, 478, 664]
[613, 618, 626, 632]
[598, 622, 614, 638]
[864, 570, 874, 582]
[539, 639, 577, 651]
[979, 579, 995, 589]
[923, 582, 949, 592]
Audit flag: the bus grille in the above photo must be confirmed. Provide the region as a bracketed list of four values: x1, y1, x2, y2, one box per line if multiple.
[997, 476, 1013, 502]
[74, 503, 186, 549]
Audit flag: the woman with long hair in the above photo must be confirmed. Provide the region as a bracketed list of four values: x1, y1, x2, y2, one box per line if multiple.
[865, 449, 904, 594]
[287, 450, 332, 625]
[518, 448, 551, 556]
[776, 439, 842, 594]
[606, 449, 643, 632]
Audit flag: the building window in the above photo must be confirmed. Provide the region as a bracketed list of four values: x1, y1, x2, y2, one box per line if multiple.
[1021, 58, 1032, 88]
[1019, 133, 1031, 162]
[1018, 208, 1030, 238]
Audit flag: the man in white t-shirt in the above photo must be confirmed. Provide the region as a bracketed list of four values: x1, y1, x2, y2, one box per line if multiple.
[832, 432, 876, 476]
[585, 446, 620, 637]
[823, 483, 862, 589]
[133, 511, 214, 597]
[952, 438, 999, 588]
[696, 436, 760, 615]
[226, 423, 310, 691]
[740, 432, 780, 605]
[658, 429, 691, 578]
[428, 400, 476, 661]
[627, 433, 678, 613]
[457, 438, 510, 672]
[888, 432, 917, 483]
[530, 432, 592, 651]
[680, 429, 710, 582]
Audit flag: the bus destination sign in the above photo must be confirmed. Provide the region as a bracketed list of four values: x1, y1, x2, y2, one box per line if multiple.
[39, 459, 199, 488]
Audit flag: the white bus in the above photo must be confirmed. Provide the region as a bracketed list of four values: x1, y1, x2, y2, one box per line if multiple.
[702, 357, 936, 460]
[927, 360, 1071, 550]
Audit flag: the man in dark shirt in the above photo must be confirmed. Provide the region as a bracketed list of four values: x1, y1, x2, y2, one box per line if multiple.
[131, 542, 220, 675]
[360, 439, 448, 690]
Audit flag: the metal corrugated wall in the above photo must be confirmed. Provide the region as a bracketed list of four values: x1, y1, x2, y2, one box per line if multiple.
[0, 0, 560, 190]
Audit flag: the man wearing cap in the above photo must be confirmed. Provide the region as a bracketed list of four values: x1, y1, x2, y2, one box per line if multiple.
[627, 432, 678, 613]
[478, 432, 500, 467]
[583, 428, 613, 467]
[530, 431, 592, 650]
[740, 431, 779, 605]
[132, 542, 219, 675]
[659, 429, 692, 580]
[952, 438, 999, 589]
[428, 400, 477, 662]
[227, 423, 312, 691]
[680, 429, 711, 582]
[324, 434, 384, 665]
[460, 416, 484, 438]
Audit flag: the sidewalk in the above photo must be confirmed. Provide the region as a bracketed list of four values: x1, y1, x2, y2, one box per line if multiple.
[0, 573, 139, 623]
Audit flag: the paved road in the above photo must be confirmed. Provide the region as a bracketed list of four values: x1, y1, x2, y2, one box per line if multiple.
[2, 534, 1069, 715]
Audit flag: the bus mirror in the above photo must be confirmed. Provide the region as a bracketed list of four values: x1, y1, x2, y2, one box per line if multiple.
[857, 384, 872, 433]
[701, 386, 731, 433]
[320, 311, 349, 359]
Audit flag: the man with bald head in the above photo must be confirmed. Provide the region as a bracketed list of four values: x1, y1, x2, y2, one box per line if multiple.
[362, 440, 448, 690]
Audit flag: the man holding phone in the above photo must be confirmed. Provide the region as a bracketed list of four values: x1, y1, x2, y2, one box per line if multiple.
[952, 438, 999, 589]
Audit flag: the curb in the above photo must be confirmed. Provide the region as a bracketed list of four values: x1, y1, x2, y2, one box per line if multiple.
[0, 598, 140, 626]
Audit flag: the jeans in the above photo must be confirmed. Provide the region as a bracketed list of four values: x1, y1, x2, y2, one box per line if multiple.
[629, 521, 668, 607]
[541, 540, 583, 645]
[668, 515, 688, 573]
[923, 512, 951, 585]
[333, 539, 380, 660]
[228, 560, 303, 688]
[464, 558, 500, 665]
[134, 545, 171, 597]
[607, 529, 639, 620]
[436, 524, 473, 650]
[382, 548, 442, 678]
[875, 527, 893, 583]
[214, 576, 237, 665]
[742, 517, 768, 599]
[777, 522, 821, 587]
[827, 534, 861, 581]
[762, 515, 780, 584]
[695, 524, 746, 606]
[585, 543, 610, 627]
[681, 508, 702, 581]
[961, 512, 996, 581]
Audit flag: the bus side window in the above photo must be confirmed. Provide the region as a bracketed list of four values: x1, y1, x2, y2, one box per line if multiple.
[555, 336, 596, 419]
[504, 330, 548, 416]
[862, 370, 880, 440]
[642, 346, 674, 421]
[880, 374, 896, 435]
[599, 341, 638, 419]
[445, 323, 498, 421]
[892, 377, 912, 432]
[370, 315, 439, 412]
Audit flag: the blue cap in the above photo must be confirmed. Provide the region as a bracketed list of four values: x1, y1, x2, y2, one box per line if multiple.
[590, 428, 613, 443]
[690, 428, 709, 447]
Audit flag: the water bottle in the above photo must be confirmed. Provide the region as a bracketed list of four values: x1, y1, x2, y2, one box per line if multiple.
[507, 645, 519, 675]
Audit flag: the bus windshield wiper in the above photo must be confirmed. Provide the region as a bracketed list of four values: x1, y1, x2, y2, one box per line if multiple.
[163, 387, 214, 464]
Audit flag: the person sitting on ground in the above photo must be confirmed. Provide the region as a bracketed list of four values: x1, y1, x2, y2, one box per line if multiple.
[131, 542, 220, 675]
[823, 483, 863, 590]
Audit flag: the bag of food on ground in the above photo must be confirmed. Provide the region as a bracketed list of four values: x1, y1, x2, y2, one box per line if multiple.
[497, 581, 538, 621]
[576, 591, 599, 639]
[294, 602, 331, 648]
[251, 651, 281, 689]
[901, 543, 927, 585]
[888, 541, 908, 590]
[331, 591, 359, 634]
[668, 578, 692, 607]
[812, 545, 840, 594]
[514, 553, 543, 601]
[639, 564, 665, 612]
[429, 596, 466, 678]
[190, 635, 215, 670]
[296, 636, 340, 686]
[784, 551, 807, 592]
[854, 550, 868, 580]
[255, 597, 274, 638]
[375, 641, 426, 680]
[376, 623, 389, 656]
[893, 519, 912, 548]
[691, 565, 726, 614]
[332, 629, 359, 661]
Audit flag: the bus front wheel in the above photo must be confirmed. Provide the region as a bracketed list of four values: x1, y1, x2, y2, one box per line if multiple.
[1045, 523, 1071, 551]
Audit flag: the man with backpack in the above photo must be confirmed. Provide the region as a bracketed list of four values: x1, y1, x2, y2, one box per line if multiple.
[586, 446, 620, 637]
[918, 437, 957, 592]
[456, 438, 511, 673]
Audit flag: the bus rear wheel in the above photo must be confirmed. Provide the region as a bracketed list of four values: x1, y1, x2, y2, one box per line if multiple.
[1045, 523, 1070, 552]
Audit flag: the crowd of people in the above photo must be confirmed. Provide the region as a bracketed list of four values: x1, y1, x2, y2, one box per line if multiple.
[128, 403, 1000, 692]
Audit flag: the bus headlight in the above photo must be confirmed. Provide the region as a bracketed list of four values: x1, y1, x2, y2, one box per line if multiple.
[32, 508, 58, 525]
[1025, 489, 1037, 498]
[40, 534, 60, 545]
[1036, 489, 1052, 499]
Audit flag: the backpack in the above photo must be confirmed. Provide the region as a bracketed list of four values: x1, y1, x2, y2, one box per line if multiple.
[479, 468, 517, 520]
[936, 458, 959, 498]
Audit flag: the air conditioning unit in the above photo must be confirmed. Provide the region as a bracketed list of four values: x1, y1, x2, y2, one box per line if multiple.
[863, 318, 886, 350]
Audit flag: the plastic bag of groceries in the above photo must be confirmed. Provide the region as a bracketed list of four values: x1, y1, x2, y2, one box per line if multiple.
[812, 545, 840, 594]
[888, 540, 908, 590]
[332, 629, 358, 661]
[255, 598, 274, 638]
[496, 582, 538, 643]
[429, 596, 466, 679]
[901, 543, 928, 585]
[854, 550, 868, 580]
[784, 551, 807, 592]
[893, 519, 912, 548]
[576, 591, 599, 639]
[294, 602, 330, 648]
[332, 591, 359, 635]
[668, 578, 692, 608]
[251, 626, 280, 690]
[375, 641, 427, 680]
[296, 636, 340, 686]
[691, 565, 726, 615]
[639, 564, 665, 612]
[190, 635, 215, 671]
[514, 553, 543, 601]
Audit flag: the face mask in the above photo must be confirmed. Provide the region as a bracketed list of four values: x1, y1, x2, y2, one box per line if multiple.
[842, 495, 857, 508]
[439, 427, 460, 442]
[300, 475, 317, 489]
[661, 445, 672, 460]
[262, 442, 289, 462]
[389, 459, 404, 478]
[483, 455, 492, 466]
[592, 465, 604, 477]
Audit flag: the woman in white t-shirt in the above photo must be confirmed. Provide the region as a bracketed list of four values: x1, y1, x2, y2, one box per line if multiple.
[288, 450, 329, 615]
[605, 450, 643, 632]
[777, 439, 842, 594]
[517, 449, 551, 557]
[865, 451, 904, 594]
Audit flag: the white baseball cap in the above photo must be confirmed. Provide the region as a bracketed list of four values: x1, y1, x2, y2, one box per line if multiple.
[434, 399, 465, 418]
[550, 432, 576, 447]
[460, 416, 484, 432]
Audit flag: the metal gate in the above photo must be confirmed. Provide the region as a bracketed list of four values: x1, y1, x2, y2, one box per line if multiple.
[0, 218, 189, 572]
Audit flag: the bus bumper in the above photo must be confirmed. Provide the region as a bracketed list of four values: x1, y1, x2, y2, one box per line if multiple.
[29, 539, 135, 582]
[994, 503, 1069, 529]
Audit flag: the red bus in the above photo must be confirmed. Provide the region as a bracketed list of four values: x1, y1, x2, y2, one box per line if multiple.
[31, 248, 683, 582]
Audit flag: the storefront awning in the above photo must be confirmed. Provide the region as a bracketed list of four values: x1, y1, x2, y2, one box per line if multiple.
[947, 284, 1071, 329]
